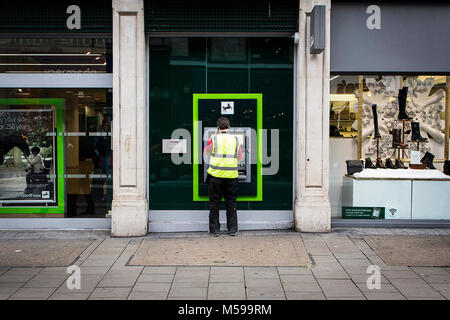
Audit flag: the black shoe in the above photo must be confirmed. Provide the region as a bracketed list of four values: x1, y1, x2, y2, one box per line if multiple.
[371, 104, 382, 139]
[385, 158, 396, 169]
[395, 159, 407, 169]
[210, 232, 220, 237]
[398, 87, 413, 120]
[228, 231, 238, 236]
[365, 158, 376, 169]
[375, 158, 385, 169]
[444, 160, 450, 176]
[421, 151, 436, 169]
[411, 122, 427, 142]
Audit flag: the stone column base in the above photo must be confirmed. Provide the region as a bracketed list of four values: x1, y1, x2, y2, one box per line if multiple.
[111, 199, 148, 237]
[294, 195, 331, 233]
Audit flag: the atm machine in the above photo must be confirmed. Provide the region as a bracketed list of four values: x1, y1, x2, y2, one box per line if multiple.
[193, 93, 262, 202]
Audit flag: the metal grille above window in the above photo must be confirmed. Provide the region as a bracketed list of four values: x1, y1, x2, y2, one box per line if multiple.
[0, 1, 112, 34]
[145, 0, 298, 33]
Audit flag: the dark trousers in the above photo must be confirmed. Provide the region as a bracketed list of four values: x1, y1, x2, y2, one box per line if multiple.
[207, 174, 238, 233]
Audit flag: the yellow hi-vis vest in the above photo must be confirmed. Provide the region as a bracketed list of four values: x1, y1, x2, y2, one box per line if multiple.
[207, 133, 239, 179]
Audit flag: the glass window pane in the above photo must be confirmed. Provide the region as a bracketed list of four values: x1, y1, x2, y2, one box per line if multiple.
[0, 88, 112, 217]
[0, 38, 112, 73]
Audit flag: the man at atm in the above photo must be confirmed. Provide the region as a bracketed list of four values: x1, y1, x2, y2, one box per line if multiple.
[204, 117, 242, 237]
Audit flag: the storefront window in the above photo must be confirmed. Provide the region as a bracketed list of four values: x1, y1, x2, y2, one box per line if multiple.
[329, 75, 449, 219]
[0, 38, 112, 73]
[0, 89, 112, 217]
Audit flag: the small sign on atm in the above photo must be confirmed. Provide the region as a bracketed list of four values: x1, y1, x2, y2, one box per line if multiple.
[162, 139, 187, 154]
[221, 101, 234, 115]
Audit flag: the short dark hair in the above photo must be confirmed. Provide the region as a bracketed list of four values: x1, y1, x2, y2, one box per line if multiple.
[217, 117, 230, 130]
[31, 146, 40, 154]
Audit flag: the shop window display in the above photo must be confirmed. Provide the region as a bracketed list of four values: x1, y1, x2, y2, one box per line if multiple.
[329, 75, 450, 220]
[0, 89, 112, 217]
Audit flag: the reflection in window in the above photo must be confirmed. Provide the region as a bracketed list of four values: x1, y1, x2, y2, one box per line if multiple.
[0, 89, 112, 218]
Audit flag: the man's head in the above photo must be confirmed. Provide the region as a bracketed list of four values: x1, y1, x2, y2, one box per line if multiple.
[217, 117, 230, 130]
[31, 146, 40, 156]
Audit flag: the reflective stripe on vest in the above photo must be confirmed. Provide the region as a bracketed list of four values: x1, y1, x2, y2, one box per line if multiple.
[207, 133, 239, 179]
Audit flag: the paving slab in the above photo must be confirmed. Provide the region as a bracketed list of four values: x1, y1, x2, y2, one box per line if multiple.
[24, 275, 68, 288]
[132, 282, 171, 293]
[311, 265, 350, 279]
[277, 267, 312, 275]
[172, 270, 210, 288]
[128, 292, 169, 300]
[285, 291, 326, 300]
[142, 266, 177, 274]
[10, 287, 56, 299]
[168, 286, 207, 299]
[209, 273, 244, 283]
[77, 266, 110, 275]
[49, 292, 90, 300]
[97, 270, 141, 287]
[429, 283, 450, 299]
[244, 267, 279, 279]
[318, 279, 365, 299]
[246, 286, 285, 300]
[355, 282, 400, 293]
[280, 277, 322, 293]
[245, 278, 285, 299]
[207, 282, 246, 300]
[419, 274, 450, 283]
[210, 266, 243, 275]
[0, 267, 43, 283]
[137, 274, 174, 283]
[389, 278, 444, 298]
[89, 287, 132, 299]
[382, 270, 421, 279]
[410, 267, 450, 275]
[363, 291, 406, 300]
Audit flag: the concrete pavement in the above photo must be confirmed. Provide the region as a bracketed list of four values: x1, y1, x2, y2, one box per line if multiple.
[0, 228, 449, 300]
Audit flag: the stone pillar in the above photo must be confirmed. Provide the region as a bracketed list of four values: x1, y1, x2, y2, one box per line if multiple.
[294, 0, 331, 232]
[111, 0, 148, 236]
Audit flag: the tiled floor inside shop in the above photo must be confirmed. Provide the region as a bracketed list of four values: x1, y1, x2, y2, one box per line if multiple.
[0, 228, 449, 300]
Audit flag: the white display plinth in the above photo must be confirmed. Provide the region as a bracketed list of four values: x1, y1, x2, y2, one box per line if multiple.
[342, 169, 450, 220]
[412, 180, 450, 219]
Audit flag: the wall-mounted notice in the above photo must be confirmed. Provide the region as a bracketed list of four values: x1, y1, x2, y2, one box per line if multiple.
[162, 139, 187, 154]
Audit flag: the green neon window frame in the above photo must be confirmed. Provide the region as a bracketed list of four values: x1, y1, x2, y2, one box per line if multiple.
[0, 98, 65, 214]
[193, 93, 263, 202]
